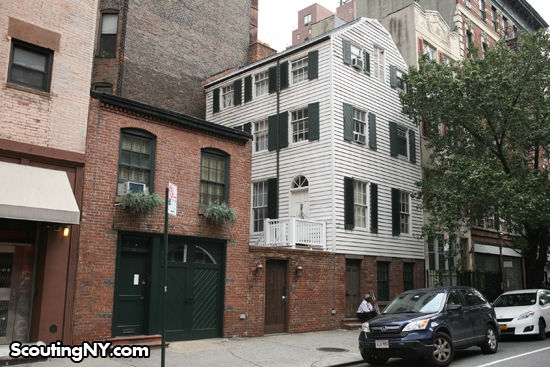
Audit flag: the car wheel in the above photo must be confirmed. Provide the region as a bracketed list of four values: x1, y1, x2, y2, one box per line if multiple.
[480, 325, 498, 354]
[427, 332, 455, 367]
[537, 319, 546, 341]
[361, 353, 389, 366]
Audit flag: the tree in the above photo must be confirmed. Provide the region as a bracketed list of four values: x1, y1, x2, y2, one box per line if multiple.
[401, 30, 550, 289]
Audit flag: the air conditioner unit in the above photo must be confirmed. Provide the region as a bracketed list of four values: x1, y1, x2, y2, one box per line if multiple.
[352, 58, 364, 70]
[117, 181, 149, 196]
[354, 134, 366, 144]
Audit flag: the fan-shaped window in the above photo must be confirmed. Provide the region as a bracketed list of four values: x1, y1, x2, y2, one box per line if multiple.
[195, 246, 216, 264]
[168, 245, 187, 263]
[292, 176, 308, 189]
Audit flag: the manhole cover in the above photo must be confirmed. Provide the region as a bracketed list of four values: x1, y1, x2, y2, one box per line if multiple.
[317, 347, 349, 353]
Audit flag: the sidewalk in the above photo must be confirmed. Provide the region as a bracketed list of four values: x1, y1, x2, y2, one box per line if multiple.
[12, 329, 364, 367]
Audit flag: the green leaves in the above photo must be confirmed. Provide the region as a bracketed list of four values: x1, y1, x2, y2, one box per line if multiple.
[120, 192, 163, 214]
[203, 202, 237, 225]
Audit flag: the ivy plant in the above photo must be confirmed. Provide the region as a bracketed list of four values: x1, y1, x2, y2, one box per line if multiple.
[203, 203, 237, 225]
[120, 192, 163, 214]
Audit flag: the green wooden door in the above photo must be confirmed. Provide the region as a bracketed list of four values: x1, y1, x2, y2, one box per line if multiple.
[114, 250, 149, 336]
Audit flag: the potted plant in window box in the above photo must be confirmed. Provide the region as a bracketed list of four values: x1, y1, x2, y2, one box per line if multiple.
[203, 202, 237, 225]
[120, 191, 163, 214]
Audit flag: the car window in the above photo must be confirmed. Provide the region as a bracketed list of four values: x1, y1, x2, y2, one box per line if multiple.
[493, 293, 537, 307]
[459, 289, 483, 306]
[540, 292, 549, 305]
[446, 290, 465, 308]
[383, 291, 445, 314]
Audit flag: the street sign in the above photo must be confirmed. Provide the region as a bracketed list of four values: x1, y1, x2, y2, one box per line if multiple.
[168, 182, 177, 216]
[444, 233, 449, 241]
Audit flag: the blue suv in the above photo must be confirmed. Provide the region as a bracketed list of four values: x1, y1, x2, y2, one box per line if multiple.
[358, 286, 499, 366]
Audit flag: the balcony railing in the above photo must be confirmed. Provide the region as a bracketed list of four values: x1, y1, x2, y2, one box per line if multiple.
[257, 217, 327, 250]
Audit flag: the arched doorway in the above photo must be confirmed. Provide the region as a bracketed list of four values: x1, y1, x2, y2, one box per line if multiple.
[290, 176, 309, 219]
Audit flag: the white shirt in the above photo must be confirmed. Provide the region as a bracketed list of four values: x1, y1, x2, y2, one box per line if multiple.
[358, 300, 374, 313]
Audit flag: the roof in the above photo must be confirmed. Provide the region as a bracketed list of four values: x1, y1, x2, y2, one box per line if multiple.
[204, 17, 368, 88]
[511, 0, 548, 30]
[90, 91, 251, 143]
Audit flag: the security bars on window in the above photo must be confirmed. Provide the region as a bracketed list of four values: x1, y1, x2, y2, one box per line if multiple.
[292, 108, 309, 143]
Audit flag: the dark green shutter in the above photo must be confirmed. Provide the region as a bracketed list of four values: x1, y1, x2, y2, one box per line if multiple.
[389, 121, 398, 156]
[234, 125, 243, 131]
[392, 188, 401, 235]
[409, 129, 416, 163]
[369, 112, 377, 149]
[390, 65, 397, 88]
[343, 39, 351, 65]
[279, 61, 289, 90]
[308, 102, 319, 141]
[234, 79, 242, 105]
[213, 88, 220, 113]
[344, 177, 355, 229]
[267, 178, 278, 219]
[268, 114, 278, 151]
[268, 66, 277, 93]
[364, 50, 371, 74]
[343, 103, 353, 141]
[278, 111, 288, 149]
[308, 50, 318, 79]
[370, 183, 378, 233]
[244, 75, 252, 102]
[243, 122, 252, 134]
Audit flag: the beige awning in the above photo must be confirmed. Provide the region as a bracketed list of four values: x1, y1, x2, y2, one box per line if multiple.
[0, 162, 80, 224]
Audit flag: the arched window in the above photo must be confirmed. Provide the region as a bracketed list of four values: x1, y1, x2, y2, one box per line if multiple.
[200, 149, 229, 207]
[291, 175, 308, 189]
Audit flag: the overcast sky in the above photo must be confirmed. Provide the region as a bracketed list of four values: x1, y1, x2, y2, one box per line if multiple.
[258, 0, 550, 52]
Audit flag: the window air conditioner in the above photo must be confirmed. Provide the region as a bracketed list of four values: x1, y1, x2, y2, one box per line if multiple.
[117, 181, 149, 195]
[352, 58, 364, 70]
[354, 134, 366, 144]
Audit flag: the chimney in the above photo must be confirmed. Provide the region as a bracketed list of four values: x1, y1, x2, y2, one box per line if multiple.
[250, 0, 258, 44]
[249, 1, 277, 63]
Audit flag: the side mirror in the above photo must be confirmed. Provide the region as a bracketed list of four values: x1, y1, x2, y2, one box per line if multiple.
[447, 304, 462, 312]
[540, 300, 546, 306]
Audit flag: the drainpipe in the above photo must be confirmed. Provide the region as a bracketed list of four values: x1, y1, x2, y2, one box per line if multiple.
[276, 59, 280, 218]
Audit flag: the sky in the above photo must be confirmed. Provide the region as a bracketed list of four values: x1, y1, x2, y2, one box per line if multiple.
[258, 0, 550, 52]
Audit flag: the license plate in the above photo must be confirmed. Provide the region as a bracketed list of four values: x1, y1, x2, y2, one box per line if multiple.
[375, 340, 389, 349]
[500, 325, 507, 330]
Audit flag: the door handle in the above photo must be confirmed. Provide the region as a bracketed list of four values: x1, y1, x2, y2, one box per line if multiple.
[346, 291, 350, 296]
[185, 297, 195, 304]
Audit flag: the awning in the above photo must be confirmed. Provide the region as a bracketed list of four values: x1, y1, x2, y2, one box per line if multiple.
[474, 242, 522, 258]
[0, 162, 80, 224]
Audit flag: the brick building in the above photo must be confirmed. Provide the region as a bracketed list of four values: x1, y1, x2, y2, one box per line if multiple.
[72, 92, 251, 343]
[0, 0, 97, 345]
[91, 0, 265, 119]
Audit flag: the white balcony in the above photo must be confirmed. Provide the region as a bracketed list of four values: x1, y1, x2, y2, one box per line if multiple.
[255, 217, 327, 251]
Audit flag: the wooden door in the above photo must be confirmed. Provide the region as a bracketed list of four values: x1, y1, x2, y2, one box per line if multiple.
[290, 189, 309, 219]
[346, 260, 361, 317]
[265, 260, 287, 334]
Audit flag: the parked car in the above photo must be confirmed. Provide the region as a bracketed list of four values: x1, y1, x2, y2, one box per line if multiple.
[493, 289, 550, 340]
[358, 286, 499, 366]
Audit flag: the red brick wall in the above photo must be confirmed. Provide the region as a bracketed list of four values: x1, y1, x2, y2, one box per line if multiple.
[73, 98, 251, 343]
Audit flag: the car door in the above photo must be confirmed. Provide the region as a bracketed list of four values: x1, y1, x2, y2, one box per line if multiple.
[541, 291, 550, 331]
[459, 288, 486, 344]
[446, 290, 473, 347]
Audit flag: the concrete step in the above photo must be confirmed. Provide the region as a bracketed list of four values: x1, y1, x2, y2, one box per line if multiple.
[340, 317, 363, 330]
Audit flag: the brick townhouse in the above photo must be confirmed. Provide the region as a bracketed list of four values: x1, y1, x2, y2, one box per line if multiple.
[72, 92, 251, 344]
[0, 0, 97, 345]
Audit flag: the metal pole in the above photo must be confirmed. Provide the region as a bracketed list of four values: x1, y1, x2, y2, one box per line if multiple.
[161, 187, 168, 367]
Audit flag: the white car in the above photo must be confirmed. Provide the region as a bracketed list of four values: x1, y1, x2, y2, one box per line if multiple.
[493, 289, 550, 340]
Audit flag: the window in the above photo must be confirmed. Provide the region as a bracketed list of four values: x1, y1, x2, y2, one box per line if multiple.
[377, 262, 390, 301]
[396, 69, 406, 91]
[465, 0, 471, 9]
[492, 7, 498, 32]
[254, 119, 268, 152]
[400, 191, 410, 234]
[254, 71, 268, 97]
[354, 181, 368, 228]
[291, 57, 308, 84]
[466, 31, 473, 57]
[404, 263, 414, 291]
[117, 130, 155, 195]
[200, 150, 228, 206]
[297, 34, 300, 40]
[372, 46, 384, 82]
[353, 109, 366, 144]
[513, 26, 518, 39]
[304, 14, 311, 25]
[429, 237, 447, 270]
[480, 0, 486, 21]
[423, 43, 437, 60]
[482, 43, 488, 58]
[351, 44, 361, 64]
[93, 83, 113, 94]
[503, 18, 509, 39]
[99, 11, 118, 57]
[397, 127, 407, 156]
[291, 108, 308, 143]
[309, 29, 312, 34]
[8, 40, 53, 92]
[221, 84, 234, 109]
[253, 182, 268, 232]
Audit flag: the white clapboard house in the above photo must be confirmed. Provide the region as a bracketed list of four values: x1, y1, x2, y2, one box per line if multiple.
[204, 18, 424, 320]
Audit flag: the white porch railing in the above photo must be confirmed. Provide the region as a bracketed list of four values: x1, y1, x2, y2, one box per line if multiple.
[259, 217, 327, 251]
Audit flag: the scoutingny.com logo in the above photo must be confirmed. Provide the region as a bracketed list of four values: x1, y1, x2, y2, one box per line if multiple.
[9, 341, 150, 362]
